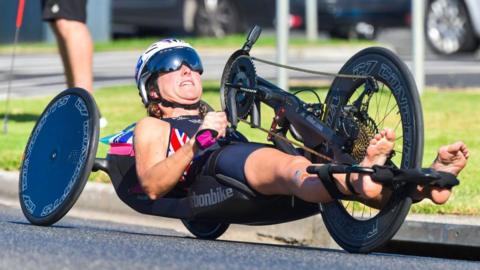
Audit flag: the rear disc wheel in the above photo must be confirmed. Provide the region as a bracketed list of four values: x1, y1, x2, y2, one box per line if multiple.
[321, 47, 424, 253]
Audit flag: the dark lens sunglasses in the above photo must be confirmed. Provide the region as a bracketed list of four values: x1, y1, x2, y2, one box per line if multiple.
[147, 47, 204, 75]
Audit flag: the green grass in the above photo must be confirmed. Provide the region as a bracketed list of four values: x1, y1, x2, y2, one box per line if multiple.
[1, 84, 478, 215]
[0, 34, 377, 54]
[411, 89, 480, 215]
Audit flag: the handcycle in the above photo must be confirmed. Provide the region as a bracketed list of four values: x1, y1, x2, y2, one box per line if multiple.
[19, 26, 459, 253]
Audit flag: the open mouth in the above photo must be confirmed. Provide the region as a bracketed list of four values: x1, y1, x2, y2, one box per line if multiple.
[180, 80, 194, 87]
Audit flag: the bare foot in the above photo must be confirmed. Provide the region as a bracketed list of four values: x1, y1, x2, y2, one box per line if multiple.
[414, 141, 469, 204]
[361, 129, 396, 167]
[351, 128, 396, 199]
[431, 141, 469, 175]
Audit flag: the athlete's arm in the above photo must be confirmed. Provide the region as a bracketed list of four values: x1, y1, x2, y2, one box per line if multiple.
[134, 112, 228, 200]
[134, 117, 197, 200]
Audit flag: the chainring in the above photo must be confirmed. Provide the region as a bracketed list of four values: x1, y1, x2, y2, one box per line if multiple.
[220, 54, 257, 120]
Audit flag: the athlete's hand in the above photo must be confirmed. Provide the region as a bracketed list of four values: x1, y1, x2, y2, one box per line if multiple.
[199, 111, 228, 138]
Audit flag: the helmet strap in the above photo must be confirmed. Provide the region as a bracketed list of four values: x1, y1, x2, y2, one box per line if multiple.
[149, 97, 200, 110]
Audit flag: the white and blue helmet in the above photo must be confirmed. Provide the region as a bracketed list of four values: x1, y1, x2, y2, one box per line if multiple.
[135, 39, 203, 105]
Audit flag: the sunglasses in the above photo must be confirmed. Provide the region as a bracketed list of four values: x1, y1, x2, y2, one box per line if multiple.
[146, 47, 204, 75]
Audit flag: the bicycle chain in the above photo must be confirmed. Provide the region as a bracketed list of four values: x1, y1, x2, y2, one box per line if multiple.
[251, 56, 374, 80]
[237, 118, 333, 162]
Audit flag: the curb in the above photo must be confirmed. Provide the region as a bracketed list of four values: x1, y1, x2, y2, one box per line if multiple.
[2, 170, 479, 251]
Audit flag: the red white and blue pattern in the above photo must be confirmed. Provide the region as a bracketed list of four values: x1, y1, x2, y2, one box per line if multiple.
[101, 123, 136, 145]
[167, 128, 189, 156]
[100, 123, 136, 156]
[102, 117, 199, 182]
[168, 128, 193, 181]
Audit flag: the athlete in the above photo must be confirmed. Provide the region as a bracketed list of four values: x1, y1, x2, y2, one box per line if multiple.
[131, 39, 469, 206]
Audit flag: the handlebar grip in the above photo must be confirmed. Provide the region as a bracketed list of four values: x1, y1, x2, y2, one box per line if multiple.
[242, 25, 262, 52]
[226, 87, 238, 128]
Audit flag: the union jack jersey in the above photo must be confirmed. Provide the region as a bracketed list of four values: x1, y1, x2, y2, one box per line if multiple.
[101, 116, 202, 182]
[163, 116, 202, 182]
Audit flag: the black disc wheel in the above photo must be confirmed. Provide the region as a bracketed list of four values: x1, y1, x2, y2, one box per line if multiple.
[182, 220, 229, 240]
[425, 0, 479, 55]
[19, 88, 100, 226]
[321, 47, 424, 253]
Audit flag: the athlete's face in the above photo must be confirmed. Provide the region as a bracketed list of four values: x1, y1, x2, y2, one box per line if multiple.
[156, 64, 203, 105]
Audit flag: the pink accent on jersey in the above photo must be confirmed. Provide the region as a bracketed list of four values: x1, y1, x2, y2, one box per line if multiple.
[108, 143, 135, 156]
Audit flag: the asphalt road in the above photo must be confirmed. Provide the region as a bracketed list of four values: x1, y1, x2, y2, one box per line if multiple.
[0, 203, 478, 270]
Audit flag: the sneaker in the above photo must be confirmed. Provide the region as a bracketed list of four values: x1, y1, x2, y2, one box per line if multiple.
[100, 117, 108, 128]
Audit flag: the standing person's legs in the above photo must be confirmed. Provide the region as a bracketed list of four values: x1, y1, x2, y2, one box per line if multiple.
[49, 19, 93, 93]
[42, 0, 93, 93]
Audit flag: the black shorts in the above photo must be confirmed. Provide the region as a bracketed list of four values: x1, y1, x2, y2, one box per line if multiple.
[186, 142, 268, 190]
[41, 0, 88, 23]
[213, 143, 267, 186]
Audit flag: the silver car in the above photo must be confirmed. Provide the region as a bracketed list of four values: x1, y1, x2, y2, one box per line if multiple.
[426, 0, 480, 54]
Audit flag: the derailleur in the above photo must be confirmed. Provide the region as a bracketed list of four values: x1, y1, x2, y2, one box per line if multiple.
[335, 78, 380, 162]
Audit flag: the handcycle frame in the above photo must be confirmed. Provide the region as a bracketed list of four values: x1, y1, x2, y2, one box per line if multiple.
[19, 26, 456, 253]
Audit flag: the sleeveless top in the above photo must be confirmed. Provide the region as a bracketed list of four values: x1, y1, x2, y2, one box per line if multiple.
[161, 116, 202, 183]
[101, 115, 202, 184]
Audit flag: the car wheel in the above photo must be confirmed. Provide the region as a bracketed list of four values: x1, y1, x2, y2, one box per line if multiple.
[194, 0, 239, 37]
[329, 24, 376, 40]
[425, 0, 479, 55]
[354, 22, 377, 40]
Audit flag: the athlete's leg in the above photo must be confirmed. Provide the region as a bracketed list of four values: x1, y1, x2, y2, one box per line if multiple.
[244, 149, 332, 202]
[50, 19, 93, 93]
[244, 129, 396, 203]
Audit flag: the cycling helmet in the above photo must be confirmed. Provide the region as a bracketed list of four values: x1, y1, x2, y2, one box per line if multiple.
[135, 39, 204, 105]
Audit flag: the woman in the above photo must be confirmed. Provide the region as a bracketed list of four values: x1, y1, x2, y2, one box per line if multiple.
[133, 39, 469, 205]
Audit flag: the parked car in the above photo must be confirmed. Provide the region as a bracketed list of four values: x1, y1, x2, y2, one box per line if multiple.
[290, 0, 411, 40]
[425, 0, 480, 55]
[112, 0, 276, 37]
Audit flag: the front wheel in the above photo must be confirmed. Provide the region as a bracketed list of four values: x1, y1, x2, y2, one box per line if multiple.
[321, 47, 424, 252]
[19, 88, 100, 226]
[182, 220, 229, 240]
